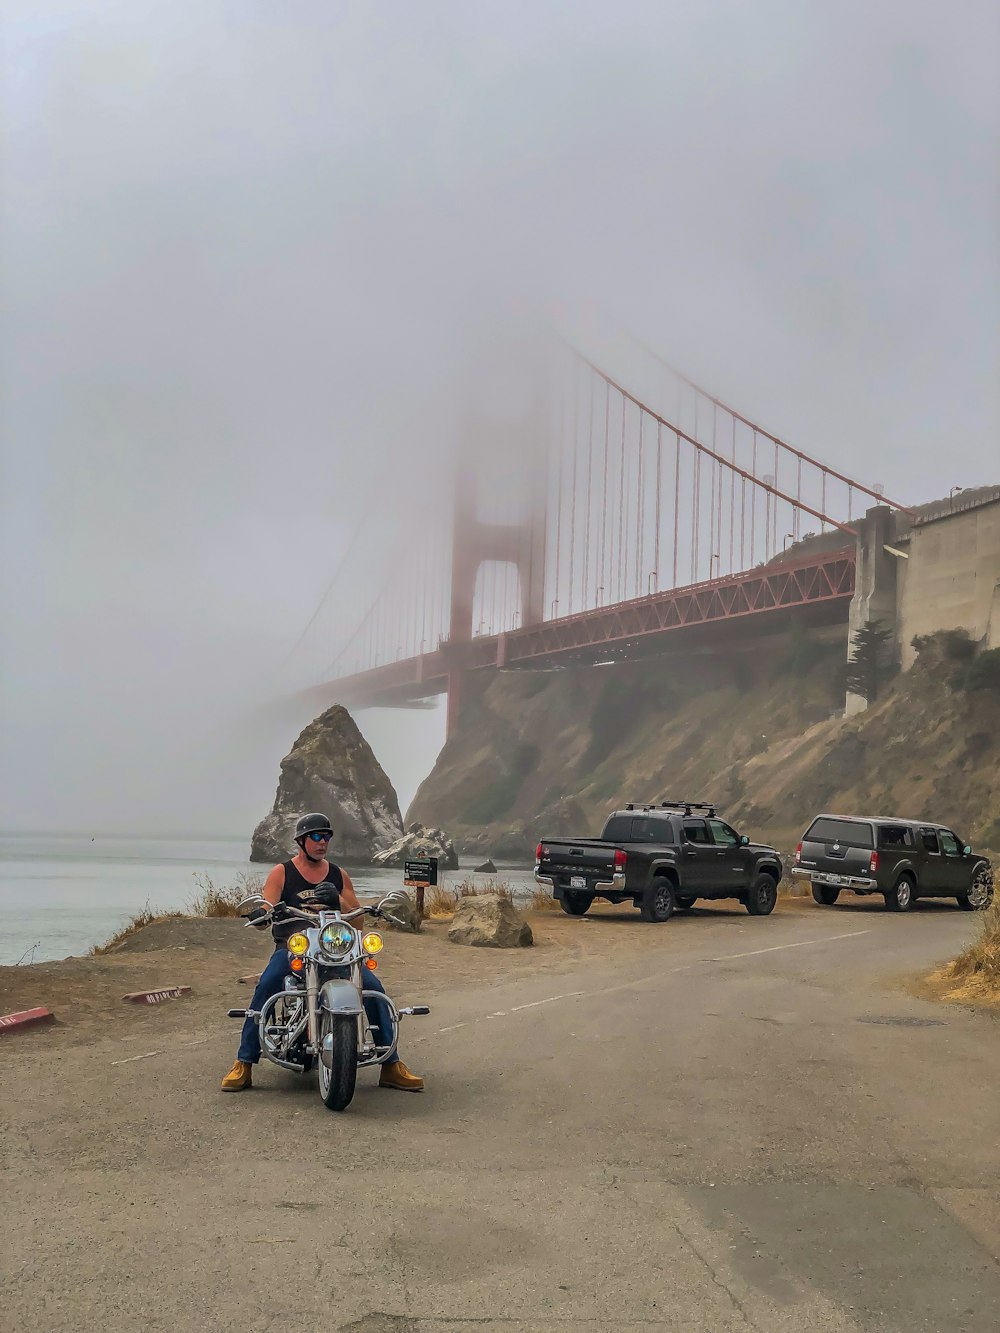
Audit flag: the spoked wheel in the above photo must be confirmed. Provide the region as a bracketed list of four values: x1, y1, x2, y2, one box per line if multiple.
[884, 876, 915, 912]
[560, 891, 594, 916]
[744, 873, 778, 916]
[318, 1011, 358, 1112]
[958, 864, 994, 911]
[640, 877, 676, 923]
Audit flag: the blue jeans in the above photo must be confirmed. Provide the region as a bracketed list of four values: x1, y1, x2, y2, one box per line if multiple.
[237, 948, 398, 1065]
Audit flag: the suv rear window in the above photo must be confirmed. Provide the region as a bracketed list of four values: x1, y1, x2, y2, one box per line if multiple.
[804, 817, 874, 849]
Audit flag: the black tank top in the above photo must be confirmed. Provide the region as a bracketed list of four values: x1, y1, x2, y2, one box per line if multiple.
[272, 859, 344, 945]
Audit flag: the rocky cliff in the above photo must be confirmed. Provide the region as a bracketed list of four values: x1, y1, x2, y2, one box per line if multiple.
[251, 705, 403, 864]
[407, 627, 1000, 859]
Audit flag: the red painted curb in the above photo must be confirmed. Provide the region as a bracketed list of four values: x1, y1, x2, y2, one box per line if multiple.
[122, 986, 193, 1005]
[238, 974, 260, 986]
[0, 1007, 56, 1033]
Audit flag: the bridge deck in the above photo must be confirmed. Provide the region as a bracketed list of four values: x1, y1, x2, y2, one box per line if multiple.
[306, 546, 855, 710]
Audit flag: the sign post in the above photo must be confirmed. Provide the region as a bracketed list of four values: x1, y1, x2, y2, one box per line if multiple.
[403, 856, 439, 920]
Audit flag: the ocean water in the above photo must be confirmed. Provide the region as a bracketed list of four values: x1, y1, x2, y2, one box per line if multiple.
[0, 833, 535, 966]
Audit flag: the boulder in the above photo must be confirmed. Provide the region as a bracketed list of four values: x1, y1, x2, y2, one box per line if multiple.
[251, 705, 403, 864]
[372, 822, 460, 872]
[474, 859, 498, 874]
[380, 892, 423, 934]
[447, 895, 533, 949]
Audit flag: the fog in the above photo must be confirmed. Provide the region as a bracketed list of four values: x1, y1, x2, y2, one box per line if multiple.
[2, 1, 997, 837]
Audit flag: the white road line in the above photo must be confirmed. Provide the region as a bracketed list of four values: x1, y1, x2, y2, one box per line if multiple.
[511, 991, 586, 1012]
[111, 1050, 161, 1066]
[436, 1022, 468, 1033]
[703, 928, 872, 963]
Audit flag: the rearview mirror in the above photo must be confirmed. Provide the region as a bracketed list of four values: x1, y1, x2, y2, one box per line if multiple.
[740, 835, 750, 846]
[964, 845, 972, 856]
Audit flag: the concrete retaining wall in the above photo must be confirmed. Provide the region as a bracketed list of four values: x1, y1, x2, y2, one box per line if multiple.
[897, 495, 1000, 668]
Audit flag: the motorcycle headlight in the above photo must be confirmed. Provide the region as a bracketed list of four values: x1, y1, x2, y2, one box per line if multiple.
[286, 932, 309, 957]
[361, 932, 383, 955]
[319, 922, 355, 959]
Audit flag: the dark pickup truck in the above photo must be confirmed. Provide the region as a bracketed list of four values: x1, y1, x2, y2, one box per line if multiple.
[535, 801, 784, 922]
[792, 813, 994, 912]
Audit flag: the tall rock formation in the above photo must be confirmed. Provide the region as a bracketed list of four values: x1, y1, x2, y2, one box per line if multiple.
[251, 705, 403, 864]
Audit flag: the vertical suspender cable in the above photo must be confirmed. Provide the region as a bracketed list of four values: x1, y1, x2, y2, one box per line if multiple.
[583, 373, 595, 609]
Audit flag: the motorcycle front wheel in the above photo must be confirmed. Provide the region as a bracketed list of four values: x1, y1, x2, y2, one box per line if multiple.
[318, 1011, 358, 1112]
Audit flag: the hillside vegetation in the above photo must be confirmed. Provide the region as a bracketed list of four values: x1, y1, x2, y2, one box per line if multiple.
[407, 627, 1000, 860]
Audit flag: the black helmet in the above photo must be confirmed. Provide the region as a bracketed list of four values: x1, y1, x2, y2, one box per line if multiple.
[294, 812, 334, 841]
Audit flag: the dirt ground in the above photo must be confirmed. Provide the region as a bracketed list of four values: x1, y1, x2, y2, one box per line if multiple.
[4, 892, 1000, 1333]
[0, 898, 827, 1050]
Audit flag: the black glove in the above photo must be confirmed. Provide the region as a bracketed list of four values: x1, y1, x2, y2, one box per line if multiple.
[307, 885, 341, 908]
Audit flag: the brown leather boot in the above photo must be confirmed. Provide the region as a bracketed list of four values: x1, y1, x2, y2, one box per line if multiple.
[221, 1059, 253, 1091]
[379, 1059, 424, 1092]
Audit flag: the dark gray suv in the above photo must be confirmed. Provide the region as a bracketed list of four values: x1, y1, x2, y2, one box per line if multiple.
[792, 814, 994, 912]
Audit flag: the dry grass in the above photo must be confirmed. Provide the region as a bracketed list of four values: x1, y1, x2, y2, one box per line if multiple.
[89, 904, 184, 955]
[425, 877, 517, 918]
[88, 872, 266, 955]
[426, 884, 459, 918]
[949, 898, 1000, 986]
[187, 871, 264, 918]
[528, 884, 561, 912]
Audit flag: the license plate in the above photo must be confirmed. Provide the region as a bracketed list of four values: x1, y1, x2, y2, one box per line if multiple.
[570, 876, 587, 890]
[818, 873, 847, 886]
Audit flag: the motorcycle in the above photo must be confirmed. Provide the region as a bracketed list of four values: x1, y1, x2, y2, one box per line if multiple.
[227, 889, 429, 1112]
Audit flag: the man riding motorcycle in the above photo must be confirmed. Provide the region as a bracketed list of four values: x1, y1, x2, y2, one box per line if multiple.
[221, 812, 424, 1093]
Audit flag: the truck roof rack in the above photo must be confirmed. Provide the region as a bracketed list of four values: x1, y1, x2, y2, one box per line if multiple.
[660, 799, 717, 817]
[624, 800, 717, 817]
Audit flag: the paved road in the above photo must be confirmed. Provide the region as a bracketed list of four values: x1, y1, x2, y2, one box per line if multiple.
[3, 902, 999, 1332]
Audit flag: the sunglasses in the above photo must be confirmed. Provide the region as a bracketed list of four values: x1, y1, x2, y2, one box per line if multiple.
[306, 831, 332, 843]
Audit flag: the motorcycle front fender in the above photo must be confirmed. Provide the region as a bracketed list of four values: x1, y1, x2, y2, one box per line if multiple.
[318, 978, 363, 1017]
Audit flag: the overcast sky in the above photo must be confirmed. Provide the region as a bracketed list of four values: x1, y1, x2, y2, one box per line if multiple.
[2, 1, 997, 836]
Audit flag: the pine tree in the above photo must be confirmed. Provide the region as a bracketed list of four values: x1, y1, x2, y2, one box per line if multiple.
[845, 620, 894, 703]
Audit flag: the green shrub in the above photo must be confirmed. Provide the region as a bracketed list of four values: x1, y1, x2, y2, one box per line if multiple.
[959, 649, 1000, 692]
[912, 627, 977, 662]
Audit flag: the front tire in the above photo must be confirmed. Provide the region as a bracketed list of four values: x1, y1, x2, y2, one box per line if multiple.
[812, 884, 841, 906]
[958, 863, 994, 911]
[559, 891, 594, 916]
[640, 877, 676, 923]
[318, 1011, 358, 1112]
[884, 876, 915, 913]
[744, 873, 778, 916]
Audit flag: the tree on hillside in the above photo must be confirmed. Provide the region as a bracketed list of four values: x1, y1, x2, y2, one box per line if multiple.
[846, 620, 895, 704]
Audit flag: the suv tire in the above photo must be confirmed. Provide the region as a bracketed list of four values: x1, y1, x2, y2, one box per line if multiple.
[559, 891, 594, 917]
[744, 872, 778, 916]
[812, 884, 840, 906]
[640, 877, 676, 923]
[884, 875, 915, 912]
[957, 863, 994, 911]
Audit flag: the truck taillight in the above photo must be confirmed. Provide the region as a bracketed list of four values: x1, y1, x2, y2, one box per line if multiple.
[613, 849, 627, 872]
[795, 841, 802, 863]
[535, 842, 543, 863]
[869, 851, 879, 873]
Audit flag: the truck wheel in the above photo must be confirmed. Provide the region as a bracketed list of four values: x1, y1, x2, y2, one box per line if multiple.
[884, 875, 915, 912]
[675, 896, 696, 910]
[744, 873, 778, 915]
[640, 877, 675, 923]
[812, 884, 840, 906]
[957, 864, 993, 911]
[559, 891, 594, 916]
